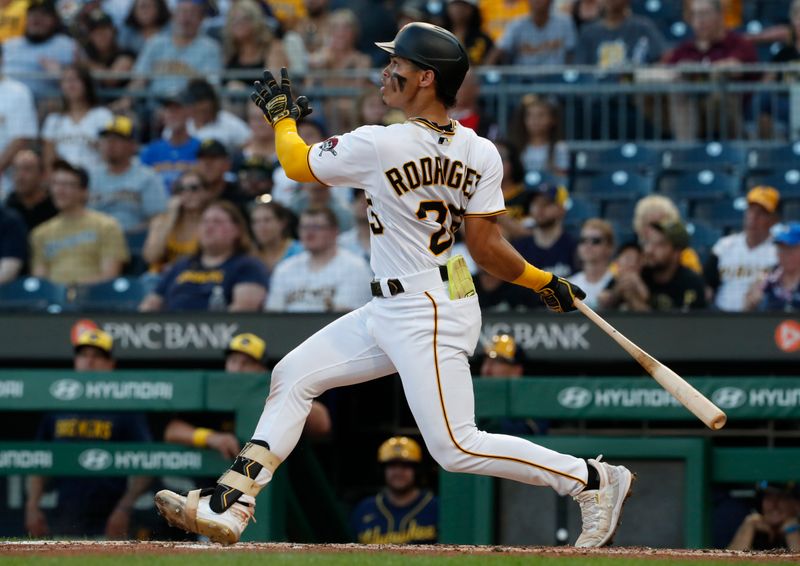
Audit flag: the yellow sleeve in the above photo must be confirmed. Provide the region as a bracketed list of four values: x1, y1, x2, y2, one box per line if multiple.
[274, 119, 317, 183]
[681, 248, 702, 274]
[512, 262, 552, 291]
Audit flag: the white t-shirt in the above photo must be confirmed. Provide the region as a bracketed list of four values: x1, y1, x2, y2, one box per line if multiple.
[41, 107, 113, 170]
[307, 119, 506, 278]
[187, 110, 251, 151]
[712, 232, 777, 312]
[0, 77, 37, 197]
[266, 248, 373, 312]
[569, 269, 613, 309]
[521, 141, 569, 173]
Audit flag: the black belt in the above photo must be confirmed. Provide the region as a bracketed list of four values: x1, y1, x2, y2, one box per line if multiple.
[370, 265, 449, 297]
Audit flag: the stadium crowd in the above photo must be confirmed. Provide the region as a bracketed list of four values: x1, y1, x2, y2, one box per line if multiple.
[0, 0, 799, 314]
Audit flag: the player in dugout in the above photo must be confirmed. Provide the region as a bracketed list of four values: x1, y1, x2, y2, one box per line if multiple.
[351, 436, 438, 544]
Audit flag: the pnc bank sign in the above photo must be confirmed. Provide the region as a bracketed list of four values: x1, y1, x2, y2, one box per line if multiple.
[101, 322, 239, 350]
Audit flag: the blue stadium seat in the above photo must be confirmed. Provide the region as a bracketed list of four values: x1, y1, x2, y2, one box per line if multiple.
[77, 277, 146, 312]
[758, 1, 791, 25]
[658, 170, 742, 204]
[125, 231, 149, 276]
[661, 143, 746, 173]
[686, 221, 723, 263]
[603, 200, 638, 227]
[690, 198, 746, 233]
[744, 170, 800, 199]
[577, 170, 655, 201]
[564, 197, 600, 229]
[631, 0, 682, 22]
[523, 170, 565, 190]
[0, 278, 67, 312]
[783, 199, 800, 219]
[572, 143, 661, 175]
[746, 143, 800, 172]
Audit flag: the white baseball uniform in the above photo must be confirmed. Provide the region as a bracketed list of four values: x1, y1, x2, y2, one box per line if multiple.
[251, 118, 588, 496]
[711, 232, 777, 312]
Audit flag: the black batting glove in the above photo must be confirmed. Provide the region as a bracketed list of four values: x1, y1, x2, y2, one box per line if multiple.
[250, 68, 313, 127]
[536, 274, 586, 313]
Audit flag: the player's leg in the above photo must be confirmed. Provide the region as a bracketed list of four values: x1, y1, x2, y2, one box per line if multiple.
[156, 303, 396, 543]
[376, 288, 632, 547]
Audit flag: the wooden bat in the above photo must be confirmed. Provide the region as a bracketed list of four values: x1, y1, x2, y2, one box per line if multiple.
[575, 299, 727, 430]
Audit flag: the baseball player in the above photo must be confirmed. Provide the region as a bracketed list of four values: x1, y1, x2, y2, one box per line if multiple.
[155, 22, 633, 548]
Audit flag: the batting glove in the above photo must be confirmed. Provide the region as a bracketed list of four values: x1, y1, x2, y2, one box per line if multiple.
[536, 274, 586, 313]
[251, 67, 313, 127]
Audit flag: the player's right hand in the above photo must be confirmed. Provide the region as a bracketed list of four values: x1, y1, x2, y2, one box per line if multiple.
[536, 274, 586, 313]
[251, 68, 313, 127]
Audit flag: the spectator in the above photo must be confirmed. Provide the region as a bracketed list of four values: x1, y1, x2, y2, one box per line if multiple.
[0, 43, 37, 199]
[337, 189, 371, 262]
[41, 64, 113, 172]
[2, 0, 78, 101]
[474, 266, 534, 311]
[351, 436, 438, 544]
[164, 332, 331, 461]
[31, 160, 129, 284]
[662, 0, 757, 140]
[706, 186, 779, 312]
[139, 200, 269, 311]
[250, 201, 302, 273]
[486, 0, 576, 66]
[508, 95, 569, 176]
[182, 79, 251, 152]
[451, 70, 494, 137]
[271, 118, 328, 206]
[728, 482, 800, 551]
[479, 334, 546, 435]
[25, 329, 152, 539]
[0, 204, 26, 283]
[240, 101, 278, 164]
[118, 0, 171, 54]
[479, 0, 529, 43]
[89, 115, 168, 234]
[633, 195, 702, 274]
[574, 0, 665, 68]
[511, 182, 578, 279]
[139, 93, 201, 191]
[142, 168, 211, 273]
[79, 9, 135, 91]
[597, 241, 643, 310]
[267, 207, 371, 312]
[609, 220, 707, 311]
[307, 8, 372, 132]
[196, 139, 249, 213]
[290, 181, 353, 233]
[493, 140, 529, 240]
[5, 150, 57, 232]
[222, 0, 288, 90]
[442, 0, 493, 65]
[295, 0, 331, 56]
[0, 0, 27, 43]
[566, 0, 601, 30]
[570, 218, 615, 309]
[237, 155, 275, 201]
[128, 0, 222, 99]
[744, 222, 800, 312]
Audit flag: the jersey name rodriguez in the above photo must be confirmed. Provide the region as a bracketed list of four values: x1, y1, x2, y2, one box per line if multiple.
[385, 156, 481, 198]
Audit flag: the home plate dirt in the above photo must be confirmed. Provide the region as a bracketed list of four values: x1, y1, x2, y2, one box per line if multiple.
[0, 541, 797, 561]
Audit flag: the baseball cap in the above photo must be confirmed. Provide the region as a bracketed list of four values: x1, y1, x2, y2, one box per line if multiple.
[527, 181, 569, 207]
[27, 0, 57, 15]
[377, 436, 422, 464]
[74, 329, 113, 356]
[86, 9, 114, 30]
[773, 222, 800, 246]
[225, 333, 267, 363]
[746, 185, 780, 213]
[197, 139, 228, 158]
[651, 220, 690, 250]
[158, 90, 184, 106]
[100, 116, 135, 139]
[485, 334, 524, 364]
[239, 155, 275, 175]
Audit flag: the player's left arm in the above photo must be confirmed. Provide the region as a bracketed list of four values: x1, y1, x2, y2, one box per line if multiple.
[464, 215, 585, 313]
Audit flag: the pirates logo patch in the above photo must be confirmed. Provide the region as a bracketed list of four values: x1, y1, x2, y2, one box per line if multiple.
[318, 137, 339, 157]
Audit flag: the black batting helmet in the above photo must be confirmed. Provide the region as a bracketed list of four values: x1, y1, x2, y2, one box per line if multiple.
[375, 22, 469, 101]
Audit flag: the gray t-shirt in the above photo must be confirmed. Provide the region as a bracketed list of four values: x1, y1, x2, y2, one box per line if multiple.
[133, 34, 223, 97]
[2, 34, 77, 100]
[575, 15, 666, 67]
[88, 160, 167, 233]
[497, 13, 576, 66]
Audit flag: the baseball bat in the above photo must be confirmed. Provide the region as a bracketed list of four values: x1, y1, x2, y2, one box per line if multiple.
[574, 299, 727, 430]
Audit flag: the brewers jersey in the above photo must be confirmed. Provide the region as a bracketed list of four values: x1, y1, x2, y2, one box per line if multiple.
[307, 118, 506, 278]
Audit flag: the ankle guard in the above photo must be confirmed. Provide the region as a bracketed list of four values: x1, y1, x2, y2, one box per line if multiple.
[210, 440, 280, 513]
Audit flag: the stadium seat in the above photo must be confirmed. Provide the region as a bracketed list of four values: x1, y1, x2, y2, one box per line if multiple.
[757, 1, 792, 25]
[572, 143, 661, 175]
[603, 200, 638, 227]
[782, 199, 800, 219]
[658, 170, 742, 204]
[523, 170, 565, 190]
[0, 278, 67, 313]
[744, 170, 800, 199]
[563, 197, 600, 233]
[76, 277, 146, 312]
[125, 231, 149, 276]
[661, 143, 746, 173]
[576, 170, 655, 201]
[746, 143, 800, 172]
[686, 221, 723, 264]
[690, 198, 746, 233]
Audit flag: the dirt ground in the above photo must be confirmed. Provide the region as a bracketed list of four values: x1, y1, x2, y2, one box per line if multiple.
[0, 541, 797, 562]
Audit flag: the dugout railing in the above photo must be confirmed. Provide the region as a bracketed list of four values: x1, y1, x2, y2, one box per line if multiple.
[0, 371, 798, 546]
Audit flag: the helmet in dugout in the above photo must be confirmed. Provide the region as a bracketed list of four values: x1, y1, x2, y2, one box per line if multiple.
[375, 22, 469, 101]
[377, 436, 422, 464]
